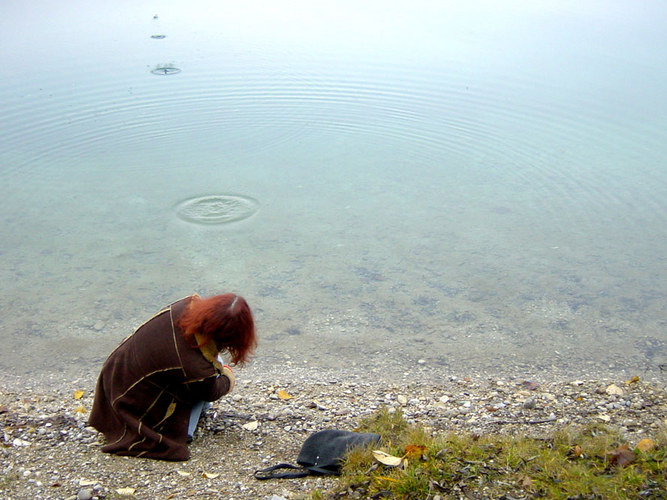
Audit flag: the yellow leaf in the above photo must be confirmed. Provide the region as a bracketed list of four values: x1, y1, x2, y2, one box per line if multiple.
[73, 390, 85, 400]
[625, 376, 640, 384]
[202, 472, 220, 479]
[372, 450, 404, 467]
[375, 476, 399, 483]
[176, 470, 191, 476]
[404, 444, 426, 457]
[277, 390, 293, 400]
[636, 439, 655, 452]
[115, 487, 135, 496]
[74, 406, 87, 414]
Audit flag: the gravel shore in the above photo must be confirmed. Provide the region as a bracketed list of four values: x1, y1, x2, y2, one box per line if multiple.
[1, 364, 665, 500]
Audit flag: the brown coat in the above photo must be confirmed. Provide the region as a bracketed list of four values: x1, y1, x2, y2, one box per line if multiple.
[89, 296, 232, 461]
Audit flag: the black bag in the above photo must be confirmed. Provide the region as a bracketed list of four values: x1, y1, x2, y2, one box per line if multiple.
[254, 429, 381, 479]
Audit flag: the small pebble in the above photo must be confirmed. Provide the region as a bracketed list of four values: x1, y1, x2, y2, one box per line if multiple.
[523, 398, 537, 409]
[77, 488, 94, 500]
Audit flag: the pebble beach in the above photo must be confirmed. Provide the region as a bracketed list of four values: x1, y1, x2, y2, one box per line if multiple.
[1, 362, 665, 500]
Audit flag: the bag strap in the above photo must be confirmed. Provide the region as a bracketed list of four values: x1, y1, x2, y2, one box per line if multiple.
[253, 463, 309, 480]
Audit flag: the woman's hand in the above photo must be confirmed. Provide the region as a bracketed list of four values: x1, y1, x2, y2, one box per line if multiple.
[221, 365, 236, 391]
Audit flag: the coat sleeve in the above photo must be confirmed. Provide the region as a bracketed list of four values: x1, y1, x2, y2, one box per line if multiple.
[185, 372, 233, 402]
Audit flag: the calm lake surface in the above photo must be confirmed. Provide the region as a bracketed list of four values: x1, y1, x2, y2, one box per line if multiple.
[1, 1, 665, 382]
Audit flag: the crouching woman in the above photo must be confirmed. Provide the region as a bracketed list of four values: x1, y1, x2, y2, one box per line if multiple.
[89, 293, 256, 460]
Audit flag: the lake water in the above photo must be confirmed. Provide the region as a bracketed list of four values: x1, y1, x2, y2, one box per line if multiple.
[1, 0, 665, 383]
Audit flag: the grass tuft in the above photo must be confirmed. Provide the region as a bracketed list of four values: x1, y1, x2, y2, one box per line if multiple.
[310, 407, 666, 499]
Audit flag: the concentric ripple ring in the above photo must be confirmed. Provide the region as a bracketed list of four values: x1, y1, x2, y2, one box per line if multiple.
[151, 65, 181, 75]
[174, 194, 260, 225]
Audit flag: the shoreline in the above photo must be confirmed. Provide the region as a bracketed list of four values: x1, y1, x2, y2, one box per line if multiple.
[1, 349, 665, 394]
[1, 364, 665, 499]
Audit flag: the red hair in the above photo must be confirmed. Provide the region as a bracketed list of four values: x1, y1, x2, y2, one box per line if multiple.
[177, 294, 256, 365]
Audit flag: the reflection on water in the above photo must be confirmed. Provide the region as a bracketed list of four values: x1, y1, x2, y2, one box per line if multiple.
[0, 0, 665, 381]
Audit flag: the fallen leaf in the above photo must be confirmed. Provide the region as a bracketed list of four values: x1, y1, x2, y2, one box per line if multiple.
[372, 450, 404, 467]
[73, 390, 85, 400]
[519, 475, 534, 489]
[176, 470, 191, 476]
[277, 390, 293, 400]
[607, 444, 635, 467]
[375, 476, 399, 483]
[242, 421, 259, 431]
[625, 376, 640, 384]
[79, 479, 97, 486]
[202, 472, 220, 479]
[568, 445, 584, 458]
[116, 487, 136, 496]
[635, 439, 655, 453]
[404, 444, 426, 457]
[74, 406, 87, 414]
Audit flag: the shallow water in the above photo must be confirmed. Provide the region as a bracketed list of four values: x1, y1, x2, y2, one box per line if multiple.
[1, 1, 666, 381]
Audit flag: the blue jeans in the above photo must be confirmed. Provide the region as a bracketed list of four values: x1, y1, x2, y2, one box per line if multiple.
[187, 401, 211, 440]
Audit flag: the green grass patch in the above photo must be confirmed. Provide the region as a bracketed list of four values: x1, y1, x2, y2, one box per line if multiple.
[309, 408, 666, 499]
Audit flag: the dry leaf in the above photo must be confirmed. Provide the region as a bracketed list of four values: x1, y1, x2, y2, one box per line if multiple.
[73, 390, 85, 400]
[635, 439, 655, 453]
[568, 445, 584, 458]
[242, 421, 259, 431]
[404, 444, 426, 457]
[176, 470, 191, 476]
[625, 376, 640, 384]
[375, 476, 399, 483]
[115, 487, 136, 496]
[74, 406, 87, 414]
[520, 475, 534, 489]
[372, 450, 404, 467]
[608, 444, 635, 467]
[79, 479, 97, 486]
[202, 472, 220, 479]
[277, 390, 293, 400]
